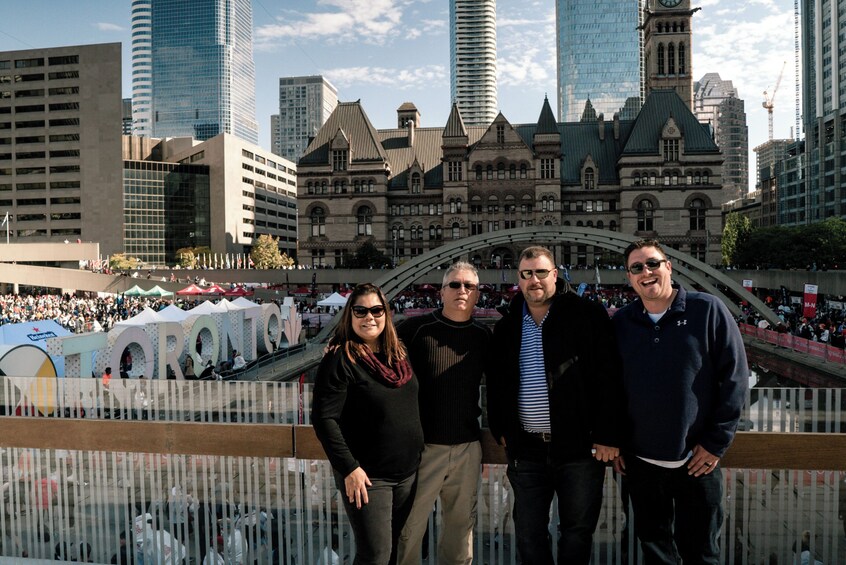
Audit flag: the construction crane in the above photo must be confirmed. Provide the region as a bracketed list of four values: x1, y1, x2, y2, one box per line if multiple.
[763, 61, 786, 141]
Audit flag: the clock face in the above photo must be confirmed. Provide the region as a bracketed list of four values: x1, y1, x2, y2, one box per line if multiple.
[659, 0, 682, 6]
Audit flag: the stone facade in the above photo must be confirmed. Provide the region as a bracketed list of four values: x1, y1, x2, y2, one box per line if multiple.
[296, 90, 724, 268]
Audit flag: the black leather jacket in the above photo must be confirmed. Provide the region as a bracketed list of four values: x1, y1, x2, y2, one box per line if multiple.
[486, 280, 624, 463]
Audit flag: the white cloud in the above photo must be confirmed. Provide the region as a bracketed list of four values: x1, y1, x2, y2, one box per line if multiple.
[94, 22, 124, 32]
[255, 0, 413, 47]
[325, 64, 447, 89]
[496, 5, 556, 88]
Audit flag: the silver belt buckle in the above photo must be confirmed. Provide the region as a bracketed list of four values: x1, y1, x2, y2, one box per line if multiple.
[540, 431, 552, 443]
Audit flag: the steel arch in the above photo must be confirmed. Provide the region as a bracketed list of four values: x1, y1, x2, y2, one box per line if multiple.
[316, 226, 779, 341]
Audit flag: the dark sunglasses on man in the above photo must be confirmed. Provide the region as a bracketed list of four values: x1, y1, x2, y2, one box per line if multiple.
[518, 269, 553, 280]
[627, 258, 667, 274]
[446, 281, 478, 291]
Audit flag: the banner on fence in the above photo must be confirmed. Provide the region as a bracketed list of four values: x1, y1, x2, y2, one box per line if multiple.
[803, 284, 818, 318]
[742, 279, 753, 291]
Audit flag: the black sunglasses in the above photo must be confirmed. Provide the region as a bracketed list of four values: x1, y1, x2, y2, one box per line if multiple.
[351, 305, 386, 318]
[518, 269, 553, 280]
[627, 258, 667, 274]
[446, 281, 478, 291]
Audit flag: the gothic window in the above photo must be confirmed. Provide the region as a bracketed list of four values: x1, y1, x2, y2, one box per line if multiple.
[448, 161, 463, 181]
[356, 206, 372, 236]
[689, 198, 706, 230]
[584, 167, 595, 190]
[452, 222, 460, 239]
[332, 149, 347, 171]
[678, 43, 686, 74]
[520, 164, 528, 178]
[497, 163, 505, 180]
[411, 172, 421, 193]
[496, 124, 505, 143]
[668, 43, 676, 75]
[637, 200, 654, 232]
[540, 158, 555, 179]
[658, 44, 665, 75]
[609, 220, 617, 231]
[476, 165, 482, 180]
[486, 165, 493, 180]
[510, 164, 516, 179]
[596, 220, 604, 230]
[310, 207, 325, 237]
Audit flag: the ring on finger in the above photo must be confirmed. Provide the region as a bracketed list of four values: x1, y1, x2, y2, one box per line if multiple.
[704, 461, 712, 467]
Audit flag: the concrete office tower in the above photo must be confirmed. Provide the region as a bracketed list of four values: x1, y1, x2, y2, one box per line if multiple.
[0, 43, 122, 253]
[556, 0, 642, 122]
[271, 75, 338, 163]
[798, 0, 846, 223]
[450, 0, 498, 126]
[693, 73, 749, 203]
[130, 0, 152, 137]
[150, 0, 258, 144]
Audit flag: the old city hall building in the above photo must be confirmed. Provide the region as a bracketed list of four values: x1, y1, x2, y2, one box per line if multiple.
[296, 91, 723, 269]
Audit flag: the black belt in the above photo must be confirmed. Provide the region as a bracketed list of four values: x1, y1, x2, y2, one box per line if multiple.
[522, 429, 552, 443]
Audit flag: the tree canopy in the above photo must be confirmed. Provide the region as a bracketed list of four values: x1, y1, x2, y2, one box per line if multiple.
[250, 235, 294, 269]
[730, 218, 846, 269]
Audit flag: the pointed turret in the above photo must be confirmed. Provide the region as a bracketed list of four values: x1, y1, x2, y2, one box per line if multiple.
[536, 96, 558, 135]
[443, 102, 468, 139]
[580, 99, 598, 123]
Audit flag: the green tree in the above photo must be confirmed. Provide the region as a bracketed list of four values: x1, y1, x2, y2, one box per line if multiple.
[721, 212, 752, 266]
[110, 253, 140, 271]
[175, 246, 212, 268]
[345, 241, 391, 268]
[279, 252, 295, 268]
[250, 234, 284, 269]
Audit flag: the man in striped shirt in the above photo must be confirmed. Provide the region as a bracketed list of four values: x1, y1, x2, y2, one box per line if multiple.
[487, 246, 624, 564]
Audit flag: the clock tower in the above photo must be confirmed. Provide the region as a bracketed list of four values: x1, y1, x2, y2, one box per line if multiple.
[642, 0, 699, 109]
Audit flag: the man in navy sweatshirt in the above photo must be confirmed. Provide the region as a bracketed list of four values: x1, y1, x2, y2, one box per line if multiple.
[613, 239, 748, 564]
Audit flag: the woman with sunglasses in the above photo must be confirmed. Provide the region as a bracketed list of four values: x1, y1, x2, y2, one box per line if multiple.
[312, 283, 423, 565]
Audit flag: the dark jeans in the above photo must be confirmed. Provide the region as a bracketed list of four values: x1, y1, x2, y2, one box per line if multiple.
[506, 446, 606, 564]
[335, 470, 417, 565]
[625, 456, 723, 564]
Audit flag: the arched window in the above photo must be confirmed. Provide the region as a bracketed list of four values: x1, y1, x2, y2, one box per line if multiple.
[637, 200, 654, 232]
[689, 198, 706, 230]
[411, 172, 421, 193]
[510, 164, 516, 179]
[678, 43, 686, 74]
[658, 44, 665, 75]
[497, 163, 505, 180]
[450, 199, 457, 214]
[486, 165, 493, 180]
[307, 182, 313, 194]
[633, 173, 641, 186]
[586, 221, 593, 228]
[520, 164, 527, 178]
[596, 220, 604, 230]
[584, 167, 595, 190]
[609, 220, 617, 232]
[310, 207, 325, 237]
[452, 222, 460, 239]
[475, 165, 483, 180]
[576, 221, 584, 227]
[456, 198, 462, 212]
[357, 206, 372, 236]
[668, 43, 676, 75]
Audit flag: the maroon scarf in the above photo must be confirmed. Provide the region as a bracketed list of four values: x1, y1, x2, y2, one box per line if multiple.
[358, 349, 413, 388]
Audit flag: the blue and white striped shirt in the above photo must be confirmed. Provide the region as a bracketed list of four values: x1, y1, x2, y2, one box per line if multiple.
[518, 304, 550, 432]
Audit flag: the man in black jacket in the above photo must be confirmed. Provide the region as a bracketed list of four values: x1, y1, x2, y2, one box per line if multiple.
[487, 246, 624, 564]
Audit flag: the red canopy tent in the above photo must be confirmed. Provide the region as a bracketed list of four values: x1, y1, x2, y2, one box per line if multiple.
[224, 286, 253, 297]
[176, 284, 206, 296]
[203, 284, 227, 295]
[291, 286, 311, 297]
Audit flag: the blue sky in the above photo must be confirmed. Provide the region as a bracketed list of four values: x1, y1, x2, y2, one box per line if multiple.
[3, 0, 796, 191]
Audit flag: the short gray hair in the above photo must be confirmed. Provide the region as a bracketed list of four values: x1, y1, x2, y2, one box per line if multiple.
[441, 261, 478, 286]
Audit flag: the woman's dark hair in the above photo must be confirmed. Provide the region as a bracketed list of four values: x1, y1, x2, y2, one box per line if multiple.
[330, 283, 407, 366]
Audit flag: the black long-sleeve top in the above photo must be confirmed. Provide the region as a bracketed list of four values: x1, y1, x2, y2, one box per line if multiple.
[311, 348, 423, 480]
[397, 309, 492, 445]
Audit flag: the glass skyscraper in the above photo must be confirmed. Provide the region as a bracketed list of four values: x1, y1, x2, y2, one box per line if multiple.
[150, 0, 258, 144]
[556, 0, 642, 122]
[450, 0, 498, 126]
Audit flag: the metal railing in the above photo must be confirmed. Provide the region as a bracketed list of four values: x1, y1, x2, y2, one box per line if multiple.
[0, 381, 843, 563]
